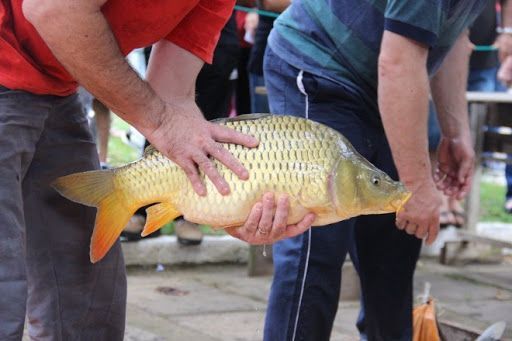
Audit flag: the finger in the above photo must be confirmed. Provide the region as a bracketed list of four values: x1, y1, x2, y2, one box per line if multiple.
[405, 221, 417, 235]
[244, 202, 263, 237]
[225, 226, 242, 240]
[425, 221, 440, 245]
[457, 157, 474, 185]
[456, 167, 474, 199]
[258, 193, 275, 235]
[270, 195, 289, 240]
[415, 223, 428, 240]
[210, 124, 259, 148]
[193, 152, 230, 195]
[455, 181, 472, 200]
[395, 214, 407, 230]
[206, 141, 250, 180]
[284, 213, 315, 239]
[176, 159, 206, 196]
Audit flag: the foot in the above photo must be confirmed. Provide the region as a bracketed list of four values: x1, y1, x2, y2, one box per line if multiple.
[448, 198, 465, 228]
[121, 215, 145, 242]
[175, 219, 203, 246]
[121, 214, 161, 241]
[439, 210, 455, 228]
[451, 210, 465, 227]
[505, 198, 512, 214]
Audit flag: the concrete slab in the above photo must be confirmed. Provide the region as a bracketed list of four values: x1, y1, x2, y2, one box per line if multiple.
[122, 236, 248, 266]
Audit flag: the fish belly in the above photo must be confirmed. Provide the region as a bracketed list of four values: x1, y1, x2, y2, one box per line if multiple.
[171, 115, 342, 228]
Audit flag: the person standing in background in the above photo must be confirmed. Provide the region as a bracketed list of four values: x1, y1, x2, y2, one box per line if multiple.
[247, 0, 290, 114]
[262, 1, 481, 340]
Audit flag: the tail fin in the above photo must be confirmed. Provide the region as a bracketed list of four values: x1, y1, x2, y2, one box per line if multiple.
[52, 170, 135, 263]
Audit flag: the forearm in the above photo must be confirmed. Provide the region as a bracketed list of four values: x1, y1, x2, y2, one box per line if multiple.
[23, 0, 165, 136]
[261, 0, 290, 13]
[430, 32, 472, 139]
[502, 0, 512, 27]
[378, 32, 431, 186]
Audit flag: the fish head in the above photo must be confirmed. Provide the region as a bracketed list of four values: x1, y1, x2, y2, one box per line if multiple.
[332, 157, 411, 218]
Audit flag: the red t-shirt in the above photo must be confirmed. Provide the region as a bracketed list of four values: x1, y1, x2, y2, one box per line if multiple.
[0, 0, 234, 96]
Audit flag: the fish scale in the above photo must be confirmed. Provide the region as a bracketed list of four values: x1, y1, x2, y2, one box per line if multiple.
[53, 114, 411, 263]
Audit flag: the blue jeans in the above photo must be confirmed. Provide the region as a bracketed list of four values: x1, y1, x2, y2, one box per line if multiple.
[467, 67, 507, 92]
[249, 73, 270, 113]
[263, 48, 421, 341]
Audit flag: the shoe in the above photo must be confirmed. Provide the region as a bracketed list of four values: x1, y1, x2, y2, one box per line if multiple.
[175, 219, 203, 246]
[120, 214, 161, 242]
[451, 210, 465, 228]
[439, 210, 455, 228]
[505, 198, 512, 214]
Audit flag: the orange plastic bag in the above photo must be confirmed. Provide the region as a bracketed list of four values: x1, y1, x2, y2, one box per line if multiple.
[413, 298, 441, 341]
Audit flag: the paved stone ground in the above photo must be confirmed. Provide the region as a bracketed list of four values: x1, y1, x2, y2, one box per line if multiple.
[124, 259, 512, 341]
[125, 264, 360, 341]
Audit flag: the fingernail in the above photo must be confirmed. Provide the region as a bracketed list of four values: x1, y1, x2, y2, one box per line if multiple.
[240, 169, 249, 179]
[198, 187, 207, 196]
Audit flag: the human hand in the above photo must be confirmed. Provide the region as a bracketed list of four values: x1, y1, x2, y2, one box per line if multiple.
[434, 135, 475, 200]
[498, 56, 512, 87]
[395, 180, 442, 245]
[225, 193, 316, 244]
[147, 100, 259, 196]
[496, 33, 512, 63]
[244, 12, 259, 44]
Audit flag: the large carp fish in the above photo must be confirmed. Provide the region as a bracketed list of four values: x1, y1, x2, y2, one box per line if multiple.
[53, 114, 411, 263]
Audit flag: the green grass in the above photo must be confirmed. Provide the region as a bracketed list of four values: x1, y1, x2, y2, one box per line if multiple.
[107, 116, 140, 166]
[480, 181, 512, 223]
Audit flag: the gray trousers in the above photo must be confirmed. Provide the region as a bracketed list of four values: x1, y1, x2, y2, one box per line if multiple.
[0, 86, 126, 340]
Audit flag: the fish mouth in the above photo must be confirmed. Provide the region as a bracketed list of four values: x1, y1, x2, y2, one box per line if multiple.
[391, 191, 412, 213]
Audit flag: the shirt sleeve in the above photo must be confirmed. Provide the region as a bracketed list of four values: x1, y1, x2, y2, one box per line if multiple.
[384, 1, 444, 47]
[165, 0, 235, 63]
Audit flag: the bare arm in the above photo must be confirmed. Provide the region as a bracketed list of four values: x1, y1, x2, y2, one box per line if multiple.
[378, 31, 441, 244]
[498, 0, 512, 62]
[261, 0, 290, 13]
[379, 31, 431, 189]
[497, 0, 512, 86]
[23, 0, 258, 196]
[23, 0, 163, 134]
[430, 32, 475, 198]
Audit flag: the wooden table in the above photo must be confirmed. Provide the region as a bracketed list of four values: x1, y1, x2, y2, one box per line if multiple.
[457, 92, 512, 255]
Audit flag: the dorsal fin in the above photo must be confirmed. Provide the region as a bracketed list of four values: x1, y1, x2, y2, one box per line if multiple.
[211, 113, 272, 124]
[143, 144, 158, 156]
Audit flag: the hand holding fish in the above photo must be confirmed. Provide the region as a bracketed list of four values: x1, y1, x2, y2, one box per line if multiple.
[434, 135, 474, 200]
[395, 179, 442, 245]
[225, 193, 317, 244]
[146, 99, 259, 196]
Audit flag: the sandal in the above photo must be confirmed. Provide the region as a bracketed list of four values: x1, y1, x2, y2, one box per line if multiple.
[439, 211, 455, 228]
[451, 210, 465, 228]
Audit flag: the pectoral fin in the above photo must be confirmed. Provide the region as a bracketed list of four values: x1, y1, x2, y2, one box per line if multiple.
[141, 202, 181, 237]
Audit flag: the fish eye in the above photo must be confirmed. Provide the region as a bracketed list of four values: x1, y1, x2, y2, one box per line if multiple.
[372, 176, 380, 186]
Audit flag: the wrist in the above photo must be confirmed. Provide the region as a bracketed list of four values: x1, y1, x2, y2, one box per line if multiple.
[140, 98, 168, 138]
[400, 173, 435, 193]
[497, 27, 512, 35]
